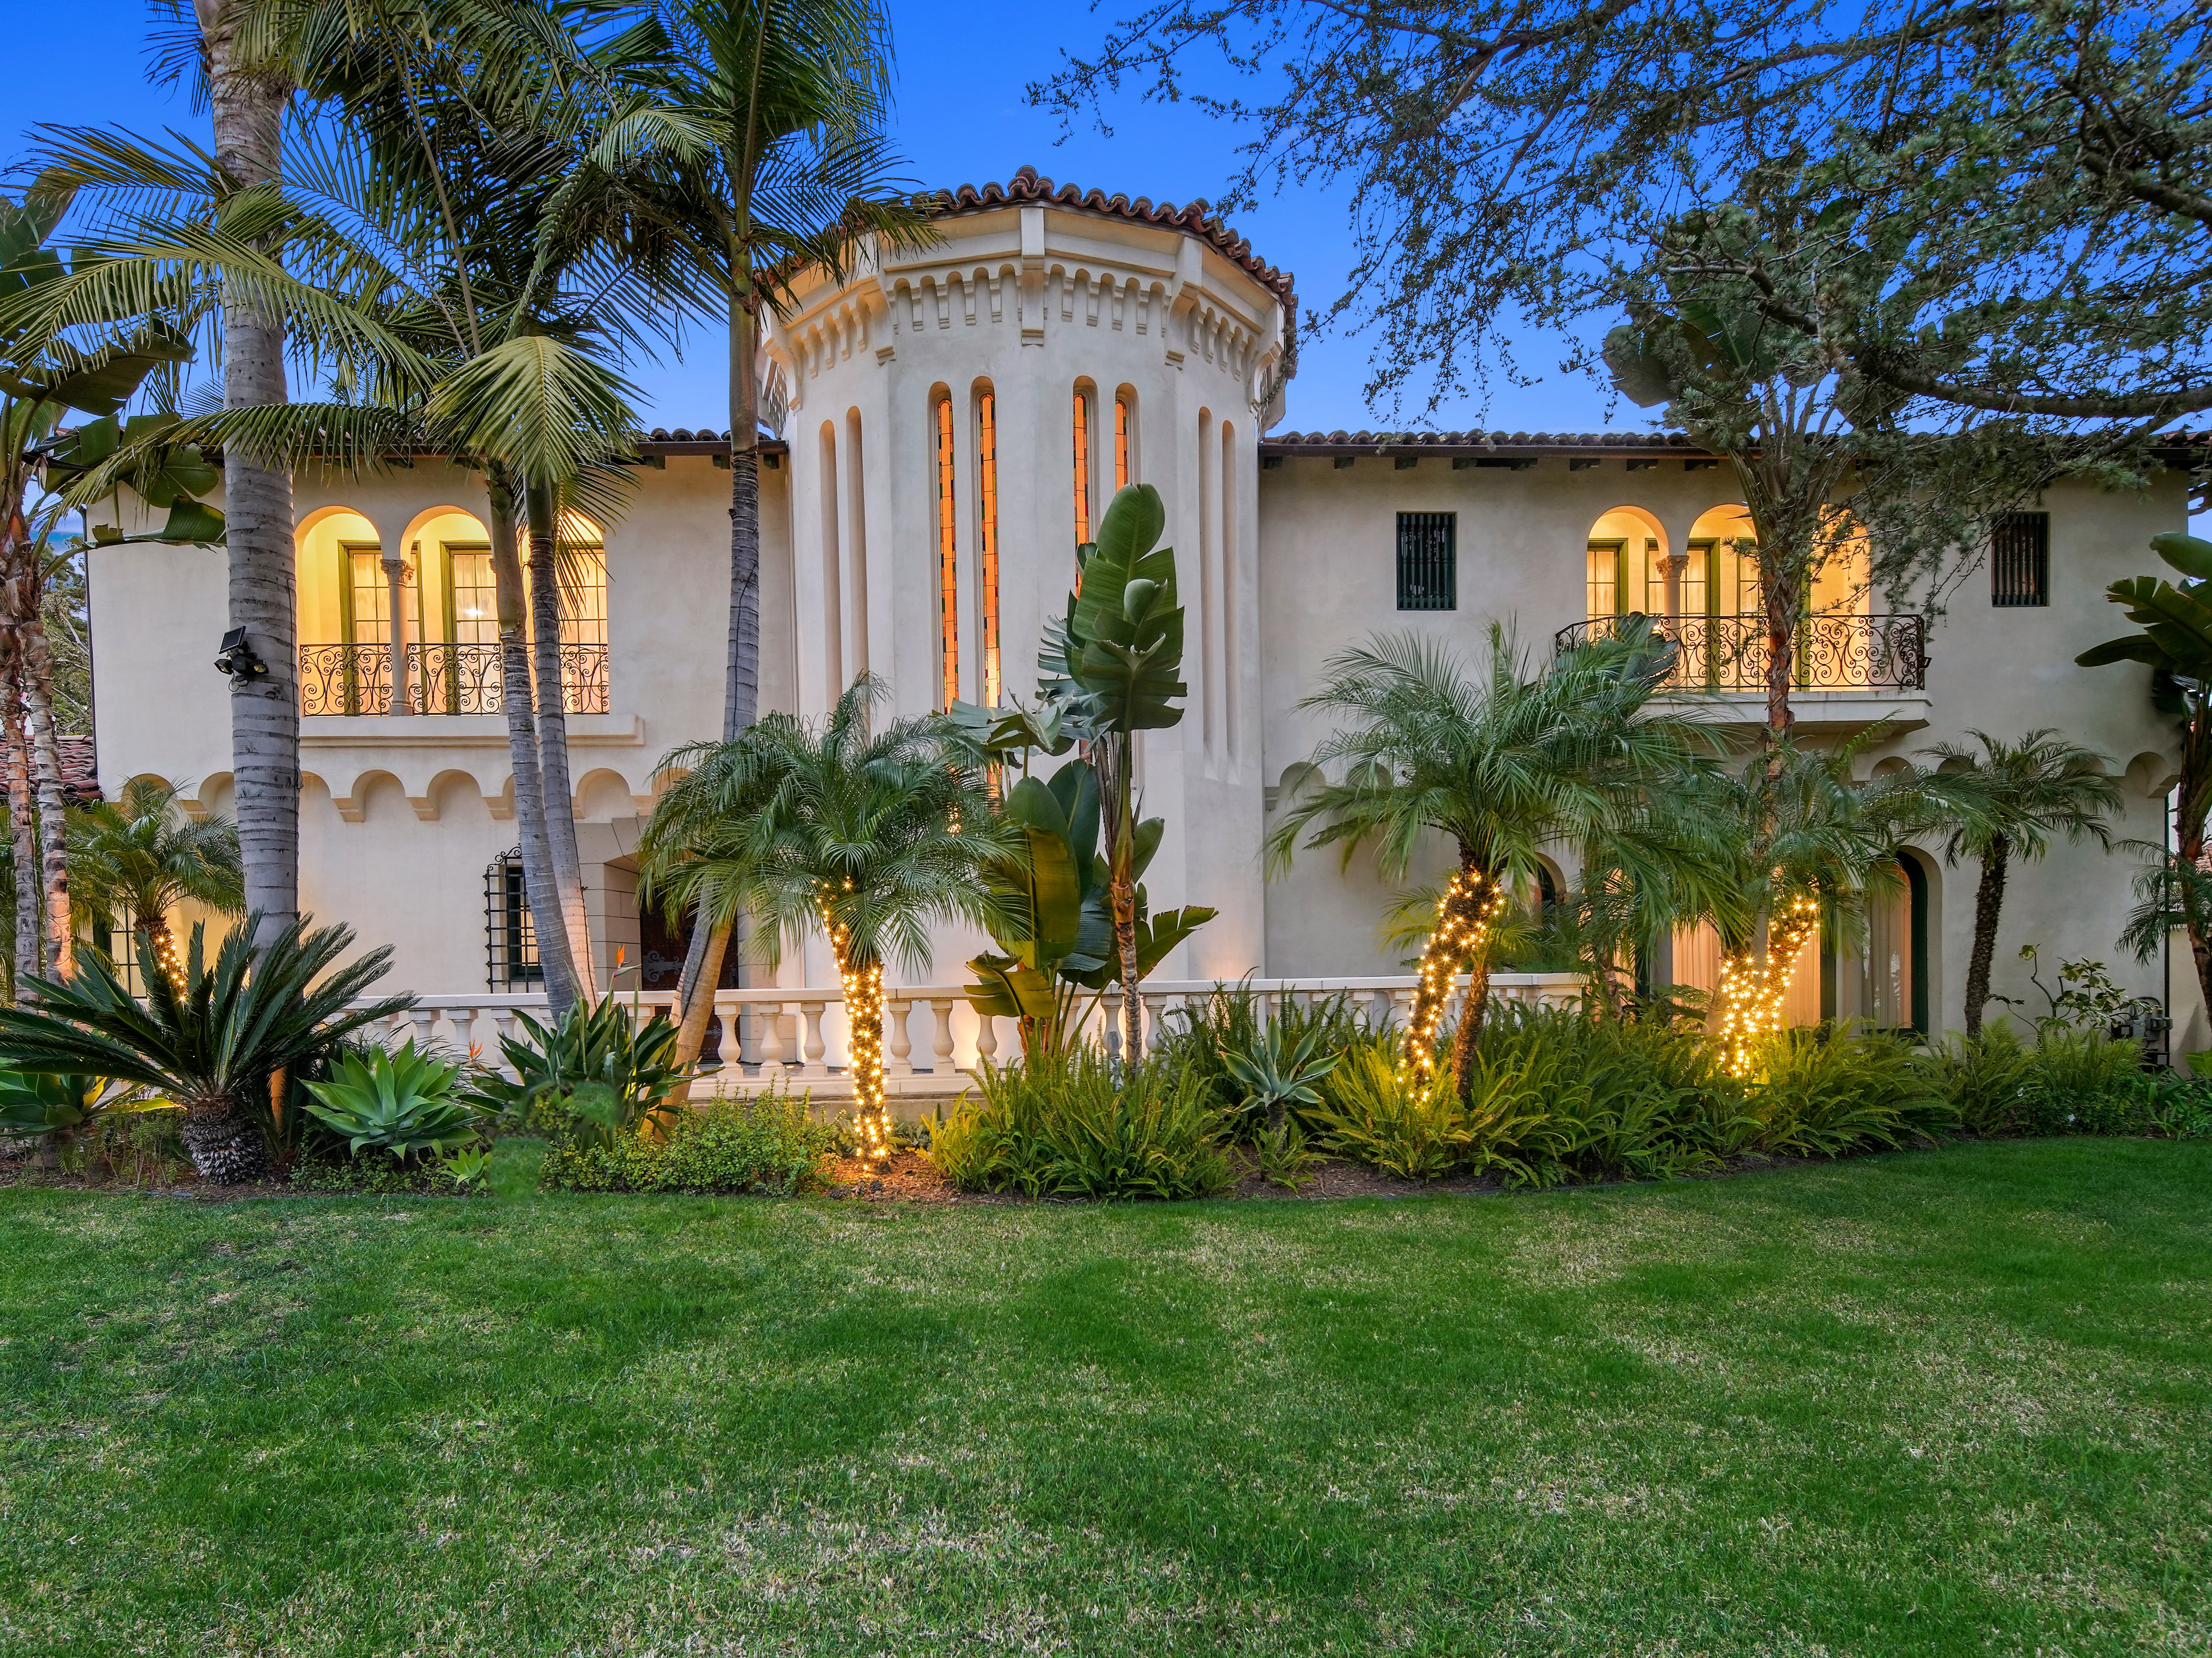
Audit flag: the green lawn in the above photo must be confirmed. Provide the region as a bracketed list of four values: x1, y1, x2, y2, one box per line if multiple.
[1, 1141, 2207, 1656]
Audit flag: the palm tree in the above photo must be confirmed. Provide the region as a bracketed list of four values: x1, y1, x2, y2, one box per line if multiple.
[640, 675, 1009, 1156]
[1268, 624, 1720, 1087]
[0, 912, 408, 1181]
[627, 0, 935, 1060]
[1918, 730, 2119, 1037]
[1684, 736, 1933, 1073]
[69, 777, 246, 988]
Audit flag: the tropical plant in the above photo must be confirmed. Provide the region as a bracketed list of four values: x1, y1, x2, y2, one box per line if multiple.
[301, 1038, 475, 1162]
[464, 998, 685, 1143]
[437, 1144, 494, 1189]
[1683, 734, 1933, 1075]
[2078, 531, 2212, 1020]
[1252, 1116, 1324, 1192]
[641, 675, 1009, 1158]
[1743, 1028, 1956, 1157]
[68, 776, 245, 987]
[1269, 622, 1721, 1087]
[962, 757, 1214, 1057]
[0, 913, 407, 1180]
[628, 0, 937, 1060]
[0, 1069, 176, 1156]
[957, 484, 1205, 1063]
[0, 181, 218, 985]
[539, 1084, 829, 1194]
[931, 1046, 1235, 1201]
[1305, 1044, 1470, 1180]
[1221, 1020, 1341, 1138]
[1918, 730, 2119, 1035]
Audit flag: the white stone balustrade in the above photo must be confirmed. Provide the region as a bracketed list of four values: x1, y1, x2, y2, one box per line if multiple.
[349, 973, 1585, 1103]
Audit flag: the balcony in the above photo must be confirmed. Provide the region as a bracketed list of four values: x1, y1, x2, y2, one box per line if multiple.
[1555, 612, 1927, 694]
[299, 642, 610, 717]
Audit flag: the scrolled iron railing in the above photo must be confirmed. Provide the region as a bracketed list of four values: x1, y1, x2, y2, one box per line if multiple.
[1554, 612, 1926, 693]
[297, 642, 610, 715]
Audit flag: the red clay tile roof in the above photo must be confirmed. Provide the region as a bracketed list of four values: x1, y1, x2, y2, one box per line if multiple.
[57, 733, 97, 805]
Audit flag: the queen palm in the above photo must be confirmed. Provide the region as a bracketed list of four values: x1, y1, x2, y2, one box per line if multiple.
[640, 675, 1010, 1156]
[1268, 624, 1719, 1087]
[625, 0, 936, 1062]
[69, 777, 246, 988]
[1917, 730, 2119, 1037]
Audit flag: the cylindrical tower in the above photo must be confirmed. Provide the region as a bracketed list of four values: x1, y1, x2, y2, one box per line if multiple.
[759, 167, 1295, 980]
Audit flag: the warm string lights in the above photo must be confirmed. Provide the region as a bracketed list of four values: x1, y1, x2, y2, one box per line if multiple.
[1715, 893, 1820, 1077]
[145, 920, 183, 989]
[825, 905, 892, 1161]
[1403, 868, 1506, 1085]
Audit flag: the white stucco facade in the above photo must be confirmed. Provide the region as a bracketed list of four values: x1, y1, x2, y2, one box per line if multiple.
[84, 171, 2200, 1043]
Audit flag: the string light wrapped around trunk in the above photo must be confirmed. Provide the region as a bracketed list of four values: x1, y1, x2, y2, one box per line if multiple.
[1402, 867, 1504, 1086]
[826, 910, 891, 1161]
[1716, 893, 1820, 1077]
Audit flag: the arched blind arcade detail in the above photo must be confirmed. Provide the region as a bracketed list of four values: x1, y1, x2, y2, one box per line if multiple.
[934, 394, 959, 709]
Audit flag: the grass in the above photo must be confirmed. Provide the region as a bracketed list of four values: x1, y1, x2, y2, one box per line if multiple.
[0, 1139, 2207, 1655]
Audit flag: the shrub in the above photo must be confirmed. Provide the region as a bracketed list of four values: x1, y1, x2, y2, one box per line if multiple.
[1306, 1045, 1471, 1180]
[1745, 1028, 1957, 1157]
[301, 1040, 477, 1162]
[1157, 982, 1372, 1136]
[2148, 1079, 2212, 1140]
[1925, 1023, 2152, 1136]
[540, 1087, 831, 1194]
[932, 1048, 1235, 1200]
[465, 999, 685, 1142]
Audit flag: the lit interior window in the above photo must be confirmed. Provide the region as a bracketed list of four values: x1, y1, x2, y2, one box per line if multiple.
[979, 392, 1000, 707]
[935, 396, 959, 709]
[1114, 395, 1131, 489]
[1072, 389, 1092, 545]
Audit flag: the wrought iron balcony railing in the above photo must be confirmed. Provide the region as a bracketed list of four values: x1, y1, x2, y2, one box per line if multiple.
[1554, 612, 1927, 693]
[299, 642, 610, 716]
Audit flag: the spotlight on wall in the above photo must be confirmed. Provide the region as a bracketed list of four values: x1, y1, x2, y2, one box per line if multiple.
[213, 628, 269, 680]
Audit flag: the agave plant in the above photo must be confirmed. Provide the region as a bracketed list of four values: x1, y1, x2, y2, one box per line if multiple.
[0, 914, 409, 1181]
[1221, 1021, 1342, 1137]
[303, 1040, 475, 1162]
[464, 998, 684, 1147]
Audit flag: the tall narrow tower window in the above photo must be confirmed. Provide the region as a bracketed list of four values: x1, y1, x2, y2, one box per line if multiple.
[1072, 389, 1093, 545]
[1114, 394, 1131, 489]
[934, 395, 959, 708]
[978, 390, 1001, 706]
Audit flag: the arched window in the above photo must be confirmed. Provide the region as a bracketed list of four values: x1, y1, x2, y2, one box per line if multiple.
[1584, 509, 1668, 621]
[976, 386, 1001, 706]
[1113, 390, 1134, 488]
[934, 392, 959, 709]
[1686, 505, 1758, 618]
[818, 421, 842, 695]
[1072, 385, 1094, 545]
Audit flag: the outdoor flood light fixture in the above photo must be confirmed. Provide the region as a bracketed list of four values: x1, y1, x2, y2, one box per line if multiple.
[214, 628, 269, 680]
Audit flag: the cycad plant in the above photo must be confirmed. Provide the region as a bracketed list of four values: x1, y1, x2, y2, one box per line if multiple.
[1918, 729, 2119, 1036]
[69, 777, 244, 987]
[642, 675, 1010, 1158]
[0, 913, 408, 1180]
[1269, 622, 1719, 1087]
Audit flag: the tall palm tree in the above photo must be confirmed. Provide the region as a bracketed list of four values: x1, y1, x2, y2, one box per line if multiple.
[640, 675, 1009, 1157]
[627, 0, 935, 1062]
[1268, 624, 1721, 1087]
[1920, 729, 2119, 1037]
[195, 0, 301, 944]
[69, 777, 246, 988]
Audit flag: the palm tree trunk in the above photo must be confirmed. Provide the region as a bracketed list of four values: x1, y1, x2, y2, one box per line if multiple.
[487, 475, 577, 1013]
[668, 909, 733, 1104]
[137, 909, 179, 989]
[3, 679, 38, 992]
[525, 480, 595, 999]
[198, 0, 299, 944]
[1964, 836, 2009, 1038]
[1760, 541, 1796, 768]
[180, 1099, 268, 1184]
[671, 275, 764, 1069]
[0, 484, 70, 979]
[21, 624, 73, 981]
[1095, 734, 1145, 1066]
[1411, 852, 1496, 1092]
[835, 933, 890, 1160]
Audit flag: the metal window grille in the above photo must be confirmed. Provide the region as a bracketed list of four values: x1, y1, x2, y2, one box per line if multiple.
[484, 848, 544, 989]
[1396, 512, 1457, 611]
[1991, 512, 2049, 608]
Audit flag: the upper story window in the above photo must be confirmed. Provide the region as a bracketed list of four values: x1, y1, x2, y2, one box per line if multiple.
[1072, 387, 1094, 545]
[934, 392, 960, 709]
[1991, 512, 2049, 607]
[1396, 512, 1456, 611]
[1114, 392, 1132, 489]
[977, 388, 1001, 706]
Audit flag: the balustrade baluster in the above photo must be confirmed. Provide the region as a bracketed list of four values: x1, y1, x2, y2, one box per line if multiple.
[885, 995, 914, 1077]
[927, 999, 957, 1073]
[798, 1003, 829, 1078]
[757, 1002, 787, 1069]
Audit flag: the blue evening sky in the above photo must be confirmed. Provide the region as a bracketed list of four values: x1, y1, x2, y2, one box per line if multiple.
[6, 0, 1630, 438]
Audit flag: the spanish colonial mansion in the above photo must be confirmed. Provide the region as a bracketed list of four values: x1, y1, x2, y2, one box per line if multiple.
[89, 170, 2200, 1045]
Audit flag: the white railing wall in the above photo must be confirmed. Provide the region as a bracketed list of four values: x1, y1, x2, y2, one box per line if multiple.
[357, 973, 1585, 1104]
